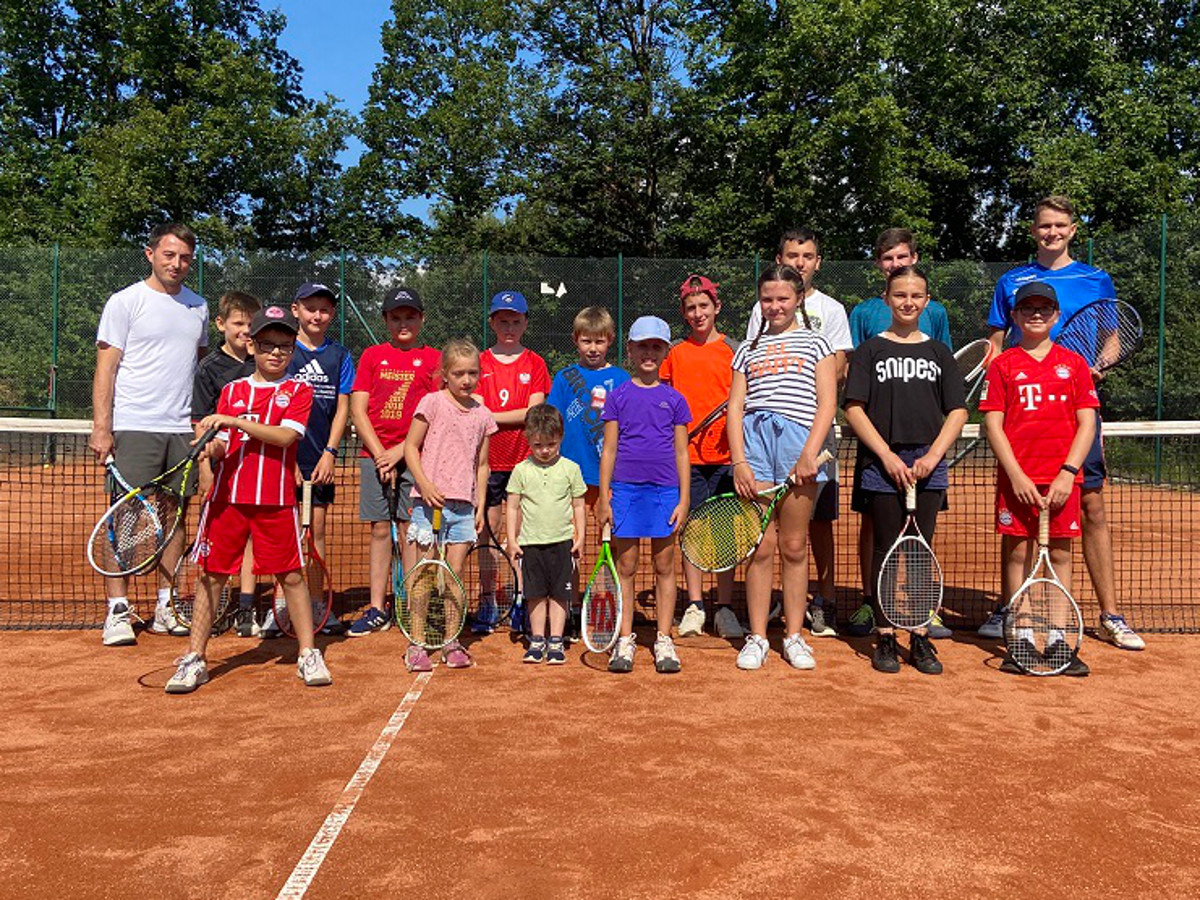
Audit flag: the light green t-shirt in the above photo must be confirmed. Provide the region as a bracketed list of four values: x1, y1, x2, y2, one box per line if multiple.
[507, 455, 586, 545]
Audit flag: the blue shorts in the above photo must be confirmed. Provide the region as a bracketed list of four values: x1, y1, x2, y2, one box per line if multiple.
[611, 482, 680, 539]
[743, 410, 831, 485]
[1084, 411, 1106, 489]
[689, 464, 734, 511]
[408, 500, 476, 546]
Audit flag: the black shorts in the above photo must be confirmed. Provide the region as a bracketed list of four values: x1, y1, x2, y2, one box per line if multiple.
[485, 470, 512, 509]
[521, 540, 575, 603]
[295, 472, 335, 507]
[1083, 411, 1106, 489]
[689, 464, 734, 511]
[813, 478, 839, 522]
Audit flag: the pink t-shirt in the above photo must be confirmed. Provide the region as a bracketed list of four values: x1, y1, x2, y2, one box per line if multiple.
[411, 390, 498, 504]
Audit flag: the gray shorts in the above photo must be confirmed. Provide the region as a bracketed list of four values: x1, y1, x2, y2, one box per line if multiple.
[359, 457, 415, 522]
[109, 431, 198, 499]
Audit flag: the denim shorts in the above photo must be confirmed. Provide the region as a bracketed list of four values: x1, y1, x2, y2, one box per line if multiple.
[407, 500, 477, 546]
[743, 410, 831, 485]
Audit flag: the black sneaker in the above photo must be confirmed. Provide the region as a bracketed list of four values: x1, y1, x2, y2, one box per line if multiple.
[546, 638, 567, 665]
[523, 637, 547, 664]
[1000, 638, 1042, 674]
[872, 633, 901, 673]
[909, 633, 943, 675]
[1045, 640, 1090, 677]
[235, 606, 259, 638]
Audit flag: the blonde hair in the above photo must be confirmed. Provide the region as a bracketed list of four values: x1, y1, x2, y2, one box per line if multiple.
[573, 306, 616, 340]
[440, 337, 480, 370]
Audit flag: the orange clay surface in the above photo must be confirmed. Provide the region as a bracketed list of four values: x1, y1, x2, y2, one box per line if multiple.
[3, 628, 1200, 899]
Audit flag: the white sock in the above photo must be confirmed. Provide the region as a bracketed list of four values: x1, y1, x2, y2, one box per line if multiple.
[108, 596, 128, 613]
[156, 587, 172, 610]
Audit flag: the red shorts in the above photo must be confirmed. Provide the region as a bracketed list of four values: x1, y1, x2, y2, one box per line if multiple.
[198, 502, 303, 575]
[995, 473, 1082, 539]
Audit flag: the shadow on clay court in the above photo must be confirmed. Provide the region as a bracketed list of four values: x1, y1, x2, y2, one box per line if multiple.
[134, 633, 348, 690]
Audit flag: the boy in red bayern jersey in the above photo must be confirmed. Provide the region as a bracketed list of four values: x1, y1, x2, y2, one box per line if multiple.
[166, 305, 332, 693]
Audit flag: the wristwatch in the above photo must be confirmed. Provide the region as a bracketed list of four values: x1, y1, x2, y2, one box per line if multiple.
[1060, 463, 1079, 475]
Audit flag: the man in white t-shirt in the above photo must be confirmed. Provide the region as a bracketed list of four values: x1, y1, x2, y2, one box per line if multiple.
[91, 223, 210, 646]
[745, 228, 852, 637]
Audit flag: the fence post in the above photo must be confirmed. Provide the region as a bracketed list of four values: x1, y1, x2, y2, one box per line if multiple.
[50, 242, 60, 416]
[617, 253, 624, 365]
[754, 251, 760, 283]
[339, 249, 347, 345]
[481, 250, 490, 348]
[1154, 214, 1167, 481]
[1086, 237, 1094, 266]
[196, 243, 204, 297]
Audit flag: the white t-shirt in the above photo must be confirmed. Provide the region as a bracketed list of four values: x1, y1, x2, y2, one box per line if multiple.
[745, 288, 852, 352]
[96, 281, 209, 432]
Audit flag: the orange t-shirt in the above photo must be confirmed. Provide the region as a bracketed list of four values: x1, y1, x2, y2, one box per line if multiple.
[660, 333, 738, 465]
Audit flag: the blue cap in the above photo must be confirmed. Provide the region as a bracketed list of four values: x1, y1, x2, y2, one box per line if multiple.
[489, 291, 528, 315]
[628, 315, 671, 344]
[293, 282, 337, 303]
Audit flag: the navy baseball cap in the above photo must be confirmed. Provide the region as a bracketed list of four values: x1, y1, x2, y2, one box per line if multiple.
[1014, 281, 1059, 308]
[382, 286, 424, 312]
[293, 282, 337, 303]
[249, 305, 300, 337]
[489, 291, 528, 315]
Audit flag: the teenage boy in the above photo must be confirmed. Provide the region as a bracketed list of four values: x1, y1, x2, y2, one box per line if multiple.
[348, 287, 441, 637]
[746, 229, 851, 637]
[288, 282, 355, 636]
[979, 195, 1145, 651]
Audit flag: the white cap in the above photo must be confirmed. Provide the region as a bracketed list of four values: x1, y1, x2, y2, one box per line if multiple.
[628, 315, 671, 344]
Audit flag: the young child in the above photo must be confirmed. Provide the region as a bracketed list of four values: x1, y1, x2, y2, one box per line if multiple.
[348, 287, 441, 637]
[598, 316, 691, 674]
[727, 264, 837, 671]
[403, 338, 498, 671]
[980, 281, 1097, 676]
[843, 266, 967, 675]
[166, 305, 331, 693]
[190, 290, 260, 638]
[660, 275, 741, 639]
[505, 404, 587, 664]
[287, 282, 355, 636]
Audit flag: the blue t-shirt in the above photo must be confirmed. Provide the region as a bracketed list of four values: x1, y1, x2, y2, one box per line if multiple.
[547, 363, 631, 486]
[600, 381, 691, 486]
[849, 296, 953, 350]
[988, 260, 1115, 341]
[288, 338, 355, 475]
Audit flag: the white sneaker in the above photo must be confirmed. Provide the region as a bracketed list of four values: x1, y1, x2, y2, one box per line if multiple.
[736, 634, 769, 670]
[165, 653, 208, 693]
[783, 633, 816, 670]
[1099, 614, 1146, 651]
[608, 635, 636, 673]
[260, 609, 282, 638]
[653, 632, 682, 673]
[102, 602, 138, 646]
[978, 609, 1005, 638]
[297, 648, 333, 686]
[677, 604, 705, 638]
[150, 604, 190, 636]
[715, 606, 745, 639]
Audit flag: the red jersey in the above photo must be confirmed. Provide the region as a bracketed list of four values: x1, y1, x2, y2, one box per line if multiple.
[478, 347, 550, 471]
[211, 376, 313, 506]
[351, 343, 441, 455]
[979, 343, 1099, 482]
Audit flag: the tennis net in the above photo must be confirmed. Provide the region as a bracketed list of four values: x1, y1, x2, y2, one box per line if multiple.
[3, 418, 1197, 633]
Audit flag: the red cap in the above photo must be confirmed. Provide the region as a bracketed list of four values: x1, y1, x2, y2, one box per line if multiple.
[678, 274, 719, 303]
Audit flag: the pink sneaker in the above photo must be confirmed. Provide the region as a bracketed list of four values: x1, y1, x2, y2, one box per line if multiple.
[405, 644, 434, 672]
[441, 640, 473, 669]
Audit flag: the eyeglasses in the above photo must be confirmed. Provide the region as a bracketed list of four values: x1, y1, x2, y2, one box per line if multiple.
[1015, 305, 1056, 318]
[255, 341, 295, 355]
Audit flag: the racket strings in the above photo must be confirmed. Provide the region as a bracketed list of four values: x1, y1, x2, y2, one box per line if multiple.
[584, 570, 619, 650]
[1057, 302, 1142, 370]
[401, 562, 466, 648]
[94, 492, 176, 572]
[680, 498, 765, 572]
[878, 537, 942, 629]
[1006, 579, 1078, 674]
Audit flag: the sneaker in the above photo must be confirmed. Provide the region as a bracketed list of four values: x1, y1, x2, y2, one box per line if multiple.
[677, 604, 705, 638]
[260, 608, 282, 639]
[608, 634, 636, 673]
[999, 638, 1042, 675]
[714, 606, 745, 639]
[405, 644, 434, 672]
[102, 602, 138, 646]
[524, 637, 547, 664]
[441, 640, 473, 669]
[510, 600, 528, 636]
[782, 633, 816, 670]
[736, 634, 769, 670]
[653, 633, 682, 673]
[978, 608, 1005, 639]
[320, 612, 347, 636]
[546, 638, 567, 665]
[768, 599, 783, 623]
[165, 653, 208, 694]
[807, 601, 837, 637]
[297, 648, 332, 686]
[926, 612, 952, 640]
[236, 606, 260, 638]
[873, 633, 901, 673]
[471, 595, 498, 635]
[1099, 613, 1146, 651]
[909, 633, 943, 675]
[150, 605, 190, 636]
[846, 602, 875, 637]
[1045, 640, 1090, 677]
[347, 606, 391, 638]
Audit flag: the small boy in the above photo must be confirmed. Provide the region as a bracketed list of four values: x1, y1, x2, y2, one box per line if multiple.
[348, 287, 441, 637]
[288, 282, 355, 635]
[660, 275, 741, 639]
[190, 290, 260, 638]
[980, 282, 1096, 676]
[505, 405, 587, 664]
[166, 305, 331, 693]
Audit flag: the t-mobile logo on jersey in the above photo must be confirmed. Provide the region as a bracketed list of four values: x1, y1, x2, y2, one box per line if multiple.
[1018, 383, 1042, 410]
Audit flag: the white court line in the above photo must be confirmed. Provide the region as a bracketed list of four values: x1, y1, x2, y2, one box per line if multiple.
[276, 670, 434, 899]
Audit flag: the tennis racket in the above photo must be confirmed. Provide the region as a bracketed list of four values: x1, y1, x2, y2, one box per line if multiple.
[954, 338, 992, 391]
[381, 471, 406, 613]
[170, 539, 236, 635]
[679, 449, 833, 572]
[464, 519, 520, 634]
[687, 400, 729, 441]
[86, 428, 219, 577]
[581, 523, 622, 653]
[272, 480, 332, 637]
[1055, 298, 1144, 373]
[397, 508, 467, 650]
[1003, 505, 1084, 676]
[876, 484, 943, 630]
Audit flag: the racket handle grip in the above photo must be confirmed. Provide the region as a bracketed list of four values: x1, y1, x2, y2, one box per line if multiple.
[905, 483, 917, 511]
[301, 480, 313, 527]
[601, 523, 612, 543]
[1038, 505, 1050, 547]
[815, 448, 834, 465]
[432, 507, 442, 532]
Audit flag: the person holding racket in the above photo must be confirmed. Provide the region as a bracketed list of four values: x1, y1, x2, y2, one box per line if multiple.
[505, 405, 587, 664]
[980, 281, 1097, 676]
[167, 305, 331, 693]
[728, 264, 837, 671]
[981, 195, 1145, 651]
[91, 223, 210, 647]
[661, 274, 742, 639]
[843, 266, 967, 674]
[598, 316, 692, 674]
[404, 338, 498, 671]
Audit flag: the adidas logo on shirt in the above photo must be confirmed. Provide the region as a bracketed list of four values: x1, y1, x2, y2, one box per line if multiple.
[1015, 372, 1028, 380]
[294, 359, 329, 384]
[232, 399, 247, 409]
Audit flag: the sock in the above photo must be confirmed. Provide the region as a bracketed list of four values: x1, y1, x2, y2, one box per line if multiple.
[239, 592, 255, 611]
[156, 587, 171, 610]
[687, 601, 703, 610]
[108, 596, 128, 613]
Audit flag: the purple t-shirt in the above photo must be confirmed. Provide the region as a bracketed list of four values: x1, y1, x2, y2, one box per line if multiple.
[601, 381, 691, 486]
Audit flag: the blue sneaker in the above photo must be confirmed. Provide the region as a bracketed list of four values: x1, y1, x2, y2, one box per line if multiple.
[348, 606, 391, 638]
[509, 599, 528, 636]
[472, 595, 499, 635]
